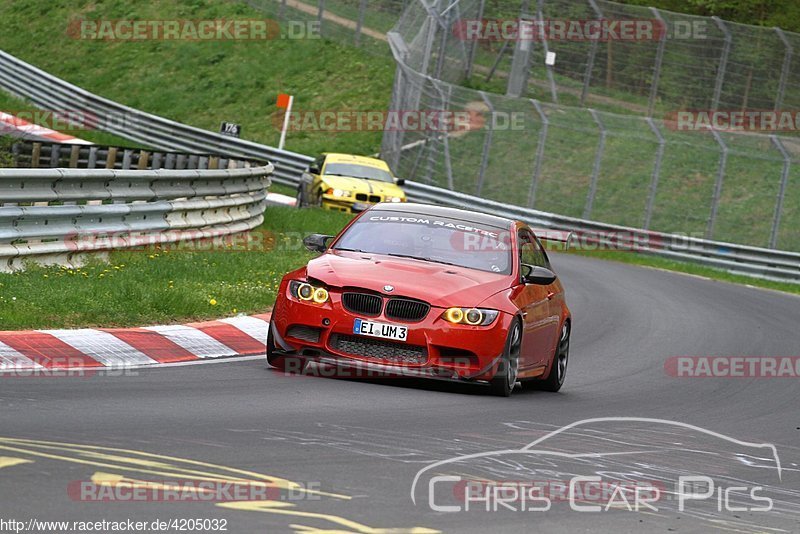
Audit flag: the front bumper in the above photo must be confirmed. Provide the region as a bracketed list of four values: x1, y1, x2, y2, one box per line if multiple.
[272, 288, 512, 382]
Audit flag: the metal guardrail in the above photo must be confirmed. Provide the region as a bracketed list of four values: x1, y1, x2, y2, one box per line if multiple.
[0, 164, 273, 271]
[11, 140, 262, 171]
[1, 50, 798, 283]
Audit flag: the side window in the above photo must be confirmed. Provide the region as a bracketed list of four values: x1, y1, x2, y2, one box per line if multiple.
[310, 156, 325, 174]
[518, 230, 549, 269]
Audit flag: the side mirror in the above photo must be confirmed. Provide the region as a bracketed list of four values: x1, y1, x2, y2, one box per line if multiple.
[308, 165, 320, 175]
[521, 264, 557, 285]
[395, 178, 406, 186]
[303, 233, 333, 253]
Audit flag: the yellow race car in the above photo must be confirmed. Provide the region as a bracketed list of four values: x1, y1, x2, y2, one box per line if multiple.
[296, 153, 406, 212]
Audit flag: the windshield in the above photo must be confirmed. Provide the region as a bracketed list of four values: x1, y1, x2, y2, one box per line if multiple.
[333, 212, 512, 274]
[323, 162, 394, 183]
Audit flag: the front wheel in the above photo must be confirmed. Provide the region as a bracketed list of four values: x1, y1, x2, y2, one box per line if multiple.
[488, 320, 521, 397]
[266, 321, 306, 373]
[532, 321, 569, 392]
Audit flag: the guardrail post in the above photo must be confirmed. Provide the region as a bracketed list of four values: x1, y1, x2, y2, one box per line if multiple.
[138, 151, 149, 170]
[49, 144, 60, 168]
[581, 0, 603, 106]
[711, 17, 731, 111]
[769, 136, 791, 249]
[774, 28, 793, 110]
[122, 149, 132, 170]
[354, 0, 368, 46]
[583, 109, 606, 219]
[528, 99, 549, 208]
[31, 143, 41, 168]
[11, 140, 20, 167]
[88, 146, 98, 168]
[465, 0, 486, 78]
[279, 0, 287, 21]
[475, 92, 495, 196]
[647, 7, 667, 117]
[69, 145, 80, 168]
[106, 147, 117, 169]
[165, 153, 176, 170]
[643, 118, 665, 229]
[706, 130, 728, 240]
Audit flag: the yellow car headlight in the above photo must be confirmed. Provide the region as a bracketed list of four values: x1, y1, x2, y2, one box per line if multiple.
[290, 281, 330, 304]
[327, 188, 352, 198]
[443, 307, 499, 326]
[385, 196, 404, 203]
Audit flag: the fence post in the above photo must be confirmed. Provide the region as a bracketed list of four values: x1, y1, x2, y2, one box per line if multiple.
[581, 0, 603, 106]
[643, 118, 665, 229]
[475, 92, 495, 196]
[354, 0, 367, 46]
[583, 109, 606, 220]
[434, 1, 451, 80]
[279, 0, 287, 21]
[769, 136, 791, 249]
[507, 3, 533, 97]
[706, 130, 728, 240]
[528, 99, 549, 208]
[647, 7, 667, 117]
[711, 17, 731, 111]
[317, 0, 325, 38]
[431, 78, 455, 191]
[465, 0, 486, 79]
[538, 6, 558, 103]
[774, 28, 793, 110]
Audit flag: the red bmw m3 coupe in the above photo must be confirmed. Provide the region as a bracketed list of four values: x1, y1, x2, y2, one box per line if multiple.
[267, 203, 571, 396]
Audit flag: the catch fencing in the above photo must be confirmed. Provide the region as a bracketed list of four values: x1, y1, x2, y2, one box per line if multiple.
[382, 0, 800, 253]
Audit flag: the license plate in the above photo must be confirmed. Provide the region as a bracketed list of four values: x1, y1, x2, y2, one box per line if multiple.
[353, 318, 408, 342]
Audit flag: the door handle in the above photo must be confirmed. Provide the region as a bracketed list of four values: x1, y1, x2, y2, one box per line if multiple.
[546, 291, 555, 300]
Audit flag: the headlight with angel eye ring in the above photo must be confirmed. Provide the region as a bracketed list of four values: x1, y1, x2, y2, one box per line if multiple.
[442, 308, 499, 326]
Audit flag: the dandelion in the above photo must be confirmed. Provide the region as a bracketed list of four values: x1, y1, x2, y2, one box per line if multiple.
[209, 298, 218, 306]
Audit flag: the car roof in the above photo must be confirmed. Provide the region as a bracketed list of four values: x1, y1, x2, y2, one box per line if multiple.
[369, 202, 516, 230]
[323, 153, 390, 170]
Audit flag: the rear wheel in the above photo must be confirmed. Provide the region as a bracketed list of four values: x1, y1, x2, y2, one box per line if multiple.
[266, 321, 306, 373]
[488, 320, 521, 397]
[533, 321, 569, 392]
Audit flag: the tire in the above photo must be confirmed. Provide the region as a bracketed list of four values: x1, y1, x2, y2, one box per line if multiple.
[488, 320, 522, 397]
[533, 321, 569, 392]
[266, 321, 306, 373]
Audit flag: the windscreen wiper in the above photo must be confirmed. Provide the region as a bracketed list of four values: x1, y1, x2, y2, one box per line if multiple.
[386, 253, 460, 268]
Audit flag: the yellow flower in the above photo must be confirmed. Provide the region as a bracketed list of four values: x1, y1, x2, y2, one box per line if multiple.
[209, 298, 218, 306]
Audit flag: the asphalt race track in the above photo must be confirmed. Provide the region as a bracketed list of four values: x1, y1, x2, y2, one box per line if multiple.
[1, 253, 799, 533]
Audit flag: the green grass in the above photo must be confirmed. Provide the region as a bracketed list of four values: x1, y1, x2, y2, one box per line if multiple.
[0, 0, 395, 157]
[566, 248, 800, 296]
[0, 206, 354, 330]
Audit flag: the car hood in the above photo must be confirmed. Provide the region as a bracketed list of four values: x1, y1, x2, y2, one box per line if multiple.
[322, 175, 405, 197]
[306, 250, 510, 307]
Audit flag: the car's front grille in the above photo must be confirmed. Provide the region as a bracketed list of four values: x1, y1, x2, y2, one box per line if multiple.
[330, 334, 427, 364]
[355, 193, 368, 201]
[342, 292, 383, 316]
[354, 193, 382, 203]
[286, 325, 322, 343]
[368, 195, 381, 203]
[385, 298, 430, 322]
